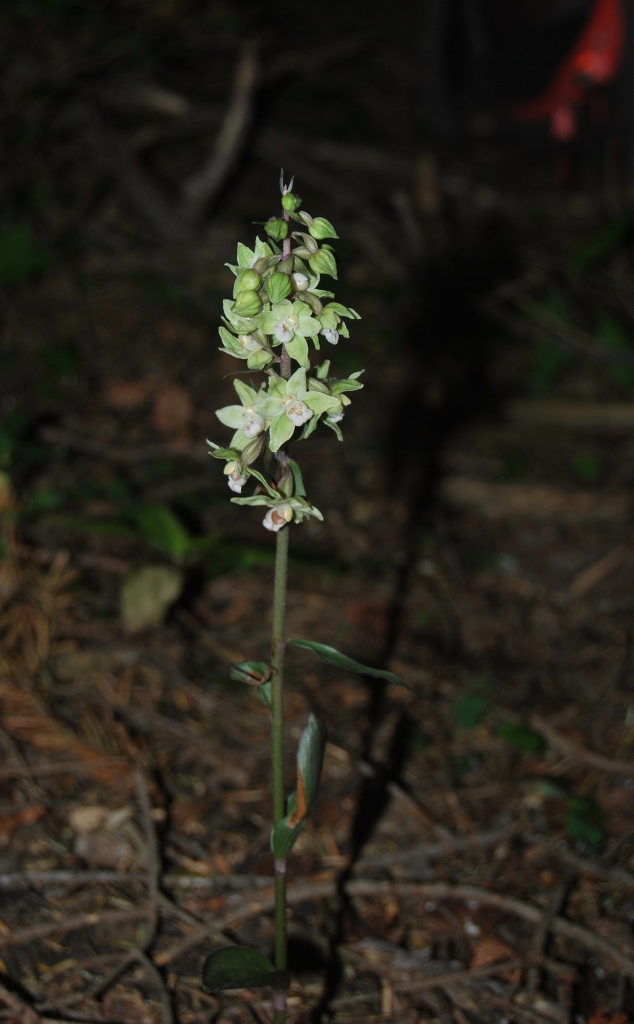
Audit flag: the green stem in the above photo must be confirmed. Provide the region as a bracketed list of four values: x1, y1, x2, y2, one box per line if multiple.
[270, 522, 290, 1022]
[271, 523, 289, 830]
[271, 187, 293, 1023]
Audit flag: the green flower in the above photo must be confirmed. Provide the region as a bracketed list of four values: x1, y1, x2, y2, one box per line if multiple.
[316, 302, 361, 345]
[216, 379, 268, 451]
[305, 369, 364, 439]
[219, 300, 275, 370]
[231, 492, 324, 528]
[255, 367, 340, 452]
[256, 300, 320, 367]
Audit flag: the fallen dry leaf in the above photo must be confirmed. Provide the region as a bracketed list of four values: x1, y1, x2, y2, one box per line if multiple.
[102, 376, 155, 410]
[470, 933, 517, 969]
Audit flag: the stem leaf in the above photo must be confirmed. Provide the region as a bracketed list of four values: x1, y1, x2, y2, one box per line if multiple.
[202, 946, 290, 993]
[271, 713, 327, 860]
[229, 660, 270, 685]
[287, 638, 413, 691]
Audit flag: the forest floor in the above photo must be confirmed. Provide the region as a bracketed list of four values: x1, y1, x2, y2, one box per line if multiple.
[1, 2, 634, 1023]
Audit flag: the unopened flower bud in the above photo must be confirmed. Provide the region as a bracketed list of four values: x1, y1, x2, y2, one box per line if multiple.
[308, 217, 338, 240]
[291, 272, 309, 291]
[281, 192, 302, 212]
[266, 272, 292, 304]
[252, 256, 273, 275]
[263, 504, 294, 532]
[309, 248, 337, 279]
[233, 290, 262, 316]
[265, 218, 288, 241]
[234, 269, 262, 295]
[241, 434, 266, 465]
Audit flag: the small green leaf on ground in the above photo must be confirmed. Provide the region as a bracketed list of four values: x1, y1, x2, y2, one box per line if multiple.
[130, 504, 192, 562]
[572, 453, 602, 484]
[453, 693, 489, 730]
[0, 224, 51, 285]
[202, 946, 289, 993]
[497, 722, 542, 752]
[565, 798, 606, 847]
[121, 565, 184, 632]
[287, 638, 412, 690]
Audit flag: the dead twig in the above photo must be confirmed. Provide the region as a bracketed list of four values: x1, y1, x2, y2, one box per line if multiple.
[181, 44, 258, 222]
[40, 425, 208, 464]
[0, 980, 41, 1024]
[530, 715, 634, 775]
[0, 909, 146, 948]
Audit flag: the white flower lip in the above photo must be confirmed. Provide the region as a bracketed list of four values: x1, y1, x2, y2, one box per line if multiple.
[263, 504, 294, 532]
[274, 320, 294, 343]
[240, 334, 262, 352]
[286, 400, 312, 426]
[242, 410, 266, 438]
[321, 327, 339, 344]
[227, 471, 247, 493]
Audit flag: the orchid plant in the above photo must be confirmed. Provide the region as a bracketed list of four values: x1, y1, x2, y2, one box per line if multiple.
[203, 175, 406, 1021]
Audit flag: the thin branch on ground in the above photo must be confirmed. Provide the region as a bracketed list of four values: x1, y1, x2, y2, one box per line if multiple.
[181, 44, 258, 222]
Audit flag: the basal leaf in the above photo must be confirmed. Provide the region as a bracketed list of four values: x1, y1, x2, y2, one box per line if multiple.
[202, 946, 289, 993]
[131, 504, 192, 562]
[497, 722, 542, 752]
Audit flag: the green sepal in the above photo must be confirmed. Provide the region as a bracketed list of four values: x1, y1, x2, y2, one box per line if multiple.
[233, 379, 258, 406]
[330, 377, 364, 395]
[202, 946, 289, 993]
[231, 494, 276, 507]
[207, 443, 240, 460]
[289, 459, 306, 497]
[245, 467, 279, 498]
[304, 392, 339, 417]
[323, 301, 361, 319]
[269, 412, 296, 452]
[323, 417, 343, 441]
[285, 334, 309, 366]
[287, 639, 413, 690]
[247, 348, 275, 370]
[229, 661, 271, 685]
[271, 713, 327, 860]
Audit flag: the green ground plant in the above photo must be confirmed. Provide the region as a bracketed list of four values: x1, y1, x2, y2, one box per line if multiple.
[202, 174, 408, 1020]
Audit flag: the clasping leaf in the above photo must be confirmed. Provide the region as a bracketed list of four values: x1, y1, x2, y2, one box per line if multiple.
[287, 638, 412, 691]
